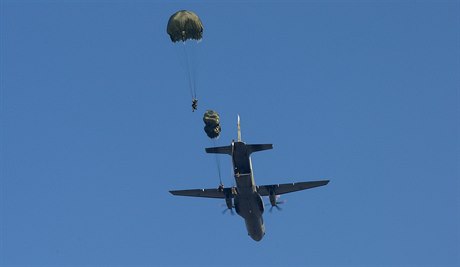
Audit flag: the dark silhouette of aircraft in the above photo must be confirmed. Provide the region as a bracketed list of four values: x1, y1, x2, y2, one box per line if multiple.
[170, 116, 329, 241]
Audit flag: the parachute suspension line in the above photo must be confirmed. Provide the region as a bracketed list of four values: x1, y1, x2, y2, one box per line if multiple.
[192, 59, 197, 99]
[212, 139, 223, 186]
[215, 153, 222, 185]
[191, 42, 198, 99]
[182, 44, 196, 100]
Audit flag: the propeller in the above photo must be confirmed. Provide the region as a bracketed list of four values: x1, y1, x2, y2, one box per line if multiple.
[222, 207, 235, 215]
[220, 202, 236, 215]
[219, 183, 236, 215]
[266, 195, 286, 213]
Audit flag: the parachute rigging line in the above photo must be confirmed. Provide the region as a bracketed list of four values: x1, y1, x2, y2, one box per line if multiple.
[182, 44, 197, 99]
[212, 138, 223, 186]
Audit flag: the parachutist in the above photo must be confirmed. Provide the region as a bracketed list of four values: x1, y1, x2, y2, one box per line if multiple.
[192, 99, 198, 112]
[218, 184, 224, 192]
[167, 11, 203, 104]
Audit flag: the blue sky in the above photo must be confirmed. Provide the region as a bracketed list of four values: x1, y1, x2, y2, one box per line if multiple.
[1, 1, 459, 266]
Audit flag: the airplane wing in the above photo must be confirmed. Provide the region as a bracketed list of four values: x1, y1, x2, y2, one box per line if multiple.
[256, 180, 329, 196]
[169, 188, 226, 199]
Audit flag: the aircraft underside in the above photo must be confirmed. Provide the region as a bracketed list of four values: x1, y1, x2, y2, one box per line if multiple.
[233, 185, 266, 241]
[169, 116, 329, 241]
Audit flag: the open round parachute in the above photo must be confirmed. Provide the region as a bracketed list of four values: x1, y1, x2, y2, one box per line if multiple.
[203, 110, 221, 139]
[167, 10, 203, 43]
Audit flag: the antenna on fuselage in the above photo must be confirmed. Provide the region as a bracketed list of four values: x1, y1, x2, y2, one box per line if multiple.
[237, 115, 242, 142]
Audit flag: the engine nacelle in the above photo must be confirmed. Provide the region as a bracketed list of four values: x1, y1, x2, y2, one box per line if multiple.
[269, 193, 277, 207]
[222, 186, 237, 211]
[225, 195, 233, 210]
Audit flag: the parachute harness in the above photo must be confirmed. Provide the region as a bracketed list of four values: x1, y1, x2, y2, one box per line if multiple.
[212, 138, 223, 186]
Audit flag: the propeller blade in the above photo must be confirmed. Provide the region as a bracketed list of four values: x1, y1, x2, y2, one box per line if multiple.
[267, 199, 285, 213]
[222, 208, 235, 216]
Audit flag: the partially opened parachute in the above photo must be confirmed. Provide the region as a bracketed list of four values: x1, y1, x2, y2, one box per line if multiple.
[167, 10, 203, 42]
[203, 110, 221, 139]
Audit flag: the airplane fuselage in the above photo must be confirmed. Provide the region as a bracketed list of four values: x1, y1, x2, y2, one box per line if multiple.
[231, 141, 265, 241]
[169, 116, 329, 242]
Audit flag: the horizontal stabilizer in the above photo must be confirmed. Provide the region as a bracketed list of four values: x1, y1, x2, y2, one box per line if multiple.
[205, 145, 232, 155]
[247, 144, 273, 154]
[257, 180, 329, 196]
[170, 188, 226, 199]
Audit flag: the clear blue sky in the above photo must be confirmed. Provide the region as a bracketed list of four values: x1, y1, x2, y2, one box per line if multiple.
[1, 1, 459, 266]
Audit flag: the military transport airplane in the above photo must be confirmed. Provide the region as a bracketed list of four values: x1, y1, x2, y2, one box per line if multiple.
[170, 116, 329, 241]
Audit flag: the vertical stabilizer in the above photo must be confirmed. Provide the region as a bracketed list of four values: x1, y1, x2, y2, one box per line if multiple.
[237, 115, 242, 142]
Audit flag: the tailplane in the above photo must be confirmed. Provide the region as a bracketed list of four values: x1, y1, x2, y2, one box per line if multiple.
[246, 144, 273, 154]
[205, 115, 273, 155]
[205, 145, 232, 155]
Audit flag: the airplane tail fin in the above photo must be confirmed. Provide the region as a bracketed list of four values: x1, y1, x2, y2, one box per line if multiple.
[206, 115, 240, 156]
[237, 115, 273, 154]
[237, 115, 241, 142]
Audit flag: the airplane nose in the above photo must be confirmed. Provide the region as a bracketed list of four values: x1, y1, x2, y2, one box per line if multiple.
[250, 231, 264, 242]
